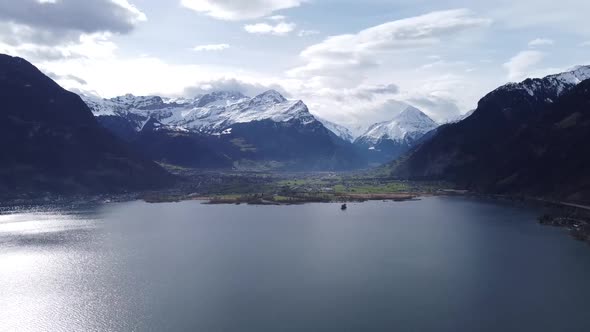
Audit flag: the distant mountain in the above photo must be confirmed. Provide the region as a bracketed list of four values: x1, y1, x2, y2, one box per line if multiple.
[354, 106, 439, 165]
[391, 66, 590, 201]
[316, 117, 355, 142]
[83, 90, 366, 171]
[0, 54, 172, 196]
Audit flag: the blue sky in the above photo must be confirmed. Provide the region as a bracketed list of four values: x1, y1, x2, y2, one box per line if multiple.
[0, 0, 589, 132]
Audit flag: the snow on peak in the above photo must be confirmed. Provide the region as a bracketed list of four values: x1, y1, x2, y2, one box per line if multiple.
[250, 90, 287, 106]
[109, 94, 166, 110]
[500, 65, 590, 98]
[316, 117, 355, 142]
[357, 106, 438, 144]
[83, 90, 318, 134]
[396, 106, 434, 123]
[196, 91, 248, 107]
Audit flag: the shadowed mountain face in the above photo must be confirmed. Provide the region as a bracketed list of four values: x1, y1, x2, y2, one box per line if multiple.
[0, 54, 173, 196]
[392, 67, 590, 201]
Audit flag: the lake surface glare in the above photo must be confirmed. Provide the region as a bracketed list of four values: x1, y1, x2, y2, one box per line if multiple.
[1, 197, 590, 331]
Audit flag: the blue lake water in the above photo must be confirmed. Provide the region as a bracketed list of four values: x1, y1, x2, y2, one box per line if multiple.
[1, 197, 590, 331]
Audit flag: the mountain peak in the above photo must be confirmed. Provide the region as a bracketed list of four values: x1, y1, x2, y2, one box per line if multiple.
[396, 106, 432, 121]
[357, 106, 438, 144]
[251, 90, 287, 105]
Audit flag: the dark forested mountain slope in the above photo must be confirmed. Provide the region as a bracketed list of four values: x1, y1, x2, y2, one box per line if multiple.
[392, 67, 590, 201]
[0, 54, 172, 196]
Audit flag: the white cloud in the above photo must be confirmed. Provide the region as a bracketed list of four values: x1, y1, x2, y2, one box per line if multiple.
[267, 15, 286, 21]
[244, 22, 296, 36]
[180, 0, 304, 21]
[182, 78, 288, 97]
[297, 29, 319, 37]
[0, 31, 118, 61]
[528, 38, 554, 47]
[580, 41, 590, 47]
[41, 53, 283, 99]
[278, 9, 494, 129]
[192, 43, 230, 51]
[288, 9, 491, 82]
[0, 0, 146, 38]
[0, 0, 145, 62]
[503, 50, 544, 81]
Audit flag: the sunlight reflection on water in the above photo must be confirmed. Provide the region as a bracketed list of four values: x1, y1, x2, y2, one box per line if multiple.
[1, 198, 590, 332]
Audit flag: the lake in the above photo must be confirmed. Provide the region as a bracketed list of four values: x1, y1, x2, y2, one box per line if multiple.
[1, 197, 590, 331]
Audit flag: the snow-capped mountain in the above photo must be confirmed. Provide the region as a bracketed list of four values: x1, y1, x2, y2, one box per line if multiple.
[316, 117, 355, 142]
[82, 90, 366, 170]
[356, 106, 438, 145]
[83, 89, 316, 134]
[499, 65, 590, 101]
[353, 106, 439, 165]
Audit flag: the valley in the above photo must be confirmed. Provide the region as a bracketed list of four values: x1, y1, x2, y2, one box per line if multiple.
[139, 167, 442, 204]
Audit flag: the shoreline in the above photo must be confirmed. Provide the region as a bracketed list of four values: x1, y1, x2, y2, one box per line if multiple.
[142, 192, 422, 205]
[2, 189, 589, 245]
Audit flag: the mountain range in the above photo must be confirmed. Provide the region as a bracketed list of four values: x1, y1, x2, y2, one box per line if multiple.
[391, 65, 590, 201]
[4, 52, 590, 201]
[83, 90, 365, 171]
[83, 92, 441, 169]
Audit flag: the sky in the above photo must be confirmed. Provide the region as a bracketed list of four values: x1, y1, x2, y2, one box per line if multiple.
[1, 0, 589, 133]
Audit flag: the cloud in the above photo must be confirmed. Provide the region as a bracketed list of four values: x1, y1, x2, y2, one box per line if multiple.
[288, 9, 491, 82]
[192, 43, 230, 51]
[297, 29, 319, 37]
[46, 72, 88, 85]
[0, 0, 146, 39]
[406, 94, 461, 122]
[580, 41, 590, 47]
[0, 0, 144, 62]
[528, 38, 554, 47]
[503, 50, 544, 81]
[182, 78, 288, 98]
[0, 31, 118, 61]
[302, 83, 399, 103]
[267, 15, 286, 21]
[244, 21, 296, 36]
[181, 0, 304, 21]
[39, 54, 287, 98]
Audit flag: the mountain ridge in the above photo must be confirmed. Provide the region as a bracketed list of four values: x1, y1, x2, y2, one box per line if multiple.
[390, 65, 590, 201]
[83, 89, 366, 170]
